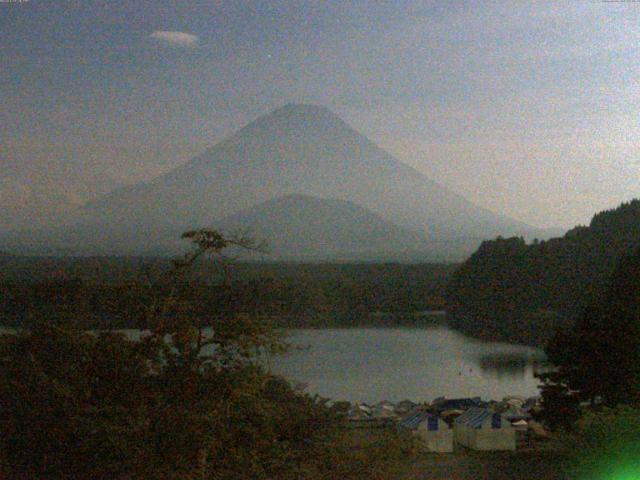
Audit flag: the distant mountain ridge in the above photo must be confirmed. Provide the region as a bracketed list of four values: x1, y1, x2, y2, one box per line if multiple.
[214, 193, 428, 260]
[1, 104, 541, 258]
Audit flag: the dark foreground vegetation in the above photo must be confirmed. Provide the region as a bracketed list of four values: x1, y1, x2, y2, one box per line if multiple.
[1, 228, 638, 478]
[533, 243, 640, 478]
[0, 231, 417, 479]
[538, 243, 640, 424]
[0, 258, 454, 330]
[446, 200, 640, 345]
[398, 448, 567, 480]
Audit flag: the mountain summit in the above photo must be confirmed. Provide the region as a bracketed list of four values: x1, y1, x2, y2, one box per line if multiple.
[1, 104, 538, 258]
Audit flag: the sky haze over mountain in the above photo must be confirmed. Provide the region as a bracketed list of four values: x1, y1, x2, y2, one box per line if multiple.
[2, 1, 639, 229]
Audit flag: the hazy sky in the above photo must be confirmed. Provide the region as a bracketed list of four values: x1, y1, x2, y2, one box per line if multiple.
[2, 1, 639, 229]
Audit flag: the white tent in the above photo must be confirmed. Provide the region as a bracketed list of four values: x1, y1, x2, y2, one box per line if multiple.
[395, 399, 418, 415]
[371, 401, 397, 420]
[454, 407, 516, 451]
[399, 410, 453, 453]
[347, 406, 370, 421]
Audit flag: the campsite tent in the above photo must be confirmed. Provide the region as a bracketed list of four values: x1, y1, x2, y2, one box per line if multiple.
[454, 407, 516, 451]
[371, 401, 397, 420]
[399, 410, 453, 453]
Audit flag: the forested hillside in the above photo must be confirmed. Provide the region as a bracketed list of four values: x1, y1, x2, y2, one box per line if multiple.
[0, 259, 454, 329]
[446, 200, 640, 345]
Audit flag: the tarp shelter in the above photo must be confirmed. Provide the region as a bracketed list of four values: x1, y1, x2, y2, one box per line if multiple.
[399, 410, 454, 453]
[454, 407, 516, 451]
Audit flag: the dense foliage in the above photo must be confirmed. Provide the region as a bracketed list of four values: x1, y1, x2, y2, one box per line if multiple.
[0, 230, 416, 479]
[536, 244, 640, 431]
[0, 323, 371, 479]
[562, 406, 640, 479]
[0, 260, 454, 330]
[446, 199, 640, 345]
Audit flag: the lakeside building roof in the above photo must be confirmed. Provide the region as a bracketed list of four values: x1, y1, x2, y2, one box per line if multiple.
[454, 407, 508, 430]
[433, 397, 484, 412]
[399, 410, 442, 431]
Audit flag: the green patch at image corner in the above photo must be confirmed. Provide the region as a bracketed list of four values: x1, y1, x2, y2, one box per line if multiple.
[601, 465, 640, 480]
[573, 451, 640, 480]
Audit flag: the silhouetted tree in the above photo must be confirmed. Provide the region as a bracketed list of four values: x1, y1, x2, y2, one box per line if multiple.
[537, 244, 640, 429]
[0, 230, 325, 479]
[0, 229, 414, 479]
[447, 199, 640, 345]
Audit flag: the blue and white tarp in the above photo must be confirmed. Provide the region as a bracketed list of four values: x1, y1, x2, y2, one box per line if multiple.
[454, 407, 506, 430]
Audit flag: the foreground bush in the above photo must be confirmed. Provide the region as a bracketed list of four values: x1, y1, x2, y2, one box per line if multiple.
[0, 324, 416, 479]
[562, 406, 640, 479]
[0, 230, 415, 479]
[0, 325, 337, 479]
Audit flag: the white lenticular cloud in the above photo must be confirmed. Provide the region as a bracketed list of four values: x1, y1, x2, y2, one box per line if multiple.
[150, 31, 199, 47]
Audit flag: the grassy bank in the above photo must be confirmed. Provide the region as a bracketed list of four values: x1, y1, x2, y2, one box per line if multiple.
[348, 427, 567, 480]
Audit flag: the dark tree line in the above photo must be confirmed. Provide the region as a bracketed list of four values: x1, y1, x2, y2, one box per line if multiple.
[446, 200, 640, 345]
[0, 261, 453, 330]
[537, 244, 640, 430]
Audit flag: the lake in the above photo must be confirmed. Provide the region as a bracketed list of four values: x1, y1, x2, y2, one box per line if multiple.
[267, 326, 548, 403]
[0, 324, 548, 404]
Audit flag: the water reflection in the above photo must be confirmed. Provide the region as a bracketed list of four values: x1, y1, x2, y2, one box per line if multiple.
[0, 325, 550, 403]
[271, 326, 548, 403]
[476, 352, 551, 379]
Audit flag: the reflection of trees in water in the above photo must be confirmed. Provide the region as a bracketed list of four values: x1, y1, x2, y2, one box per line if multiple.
[477, 352, 551, 379]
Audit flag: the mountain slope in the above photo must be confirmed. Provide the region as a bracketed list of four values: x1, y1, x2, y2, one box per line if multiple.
[213, 194, 428, 260]
[0, 175, 83, 231]
[0, 165, 122, 232]
[83, 104, 535, 236]
[2, 104, 539, 257]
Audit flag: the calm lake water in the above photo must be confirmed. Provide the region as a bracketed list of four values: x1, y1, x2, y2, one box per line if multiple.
[0, 324, 548, 404]
[268, 326, 548, 403]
